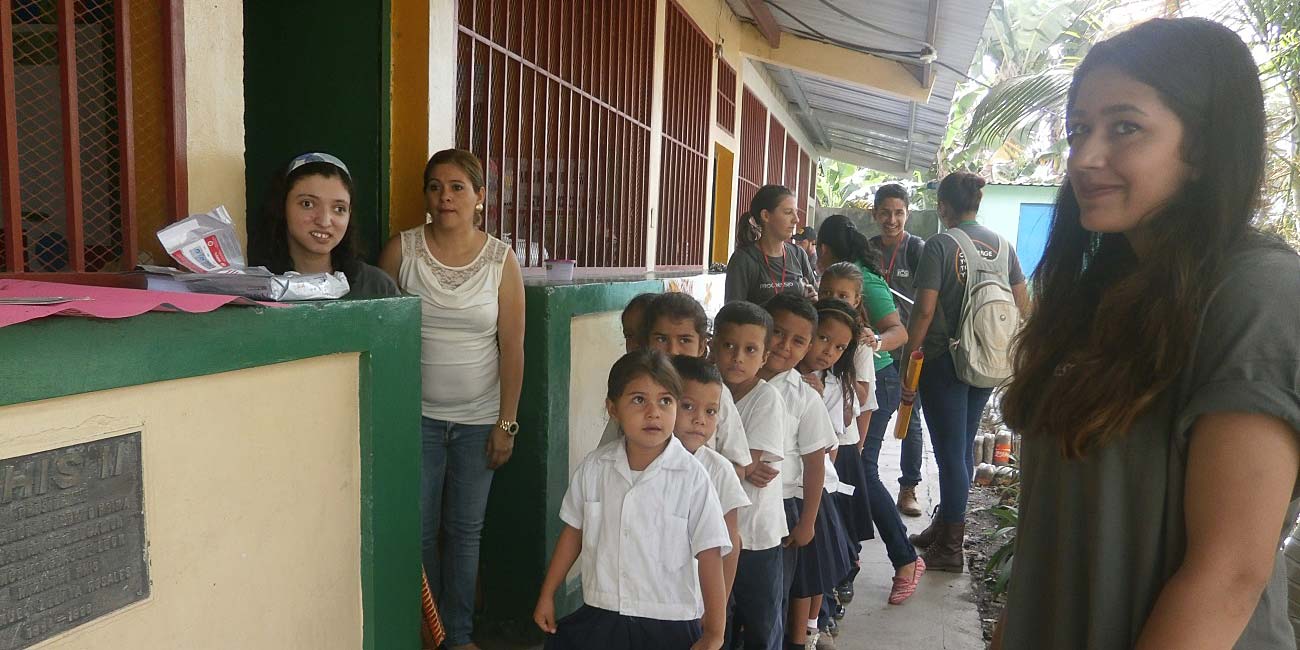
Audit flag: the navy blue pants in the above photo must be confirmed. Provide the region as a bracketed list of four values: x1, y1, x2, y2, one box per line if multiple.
[727, 546, 785, 650]
[871, 361, 925, 488]
[545, 605, 701, 650]
[918, 352, 993, 524]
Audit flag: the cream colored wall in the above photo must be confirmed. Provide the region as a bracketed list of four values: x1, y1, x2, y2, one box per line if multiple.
[0, 355, 363, 650]
[567, 312, 627, 477]
[182, 1, 246, 242]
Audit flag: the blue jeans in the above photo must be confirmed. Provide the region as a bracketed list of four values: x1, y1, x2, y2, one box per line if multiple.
[420, 417, 496, 646]
[878, 361, 925, 488]
[727, 547, 785, 650]
[860, 364, 920, 570]
[917, 353, 993, 524]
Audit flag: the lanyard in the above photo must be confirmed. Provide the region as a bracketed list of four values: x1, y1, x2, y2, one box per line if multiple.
[764, 244, 788, 291]
[884, 232, 907, 286]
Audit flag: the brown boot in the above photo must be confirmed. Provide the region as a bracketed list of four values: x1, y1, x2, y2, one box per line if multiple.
[897, 486, 922, 517]
[908, 505, 942, 548]
[922, 522, 965, 572]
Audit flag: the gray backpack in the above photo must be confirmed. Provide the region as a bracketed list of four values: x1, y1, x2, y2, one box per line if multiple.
[944, 228, 1019, 388]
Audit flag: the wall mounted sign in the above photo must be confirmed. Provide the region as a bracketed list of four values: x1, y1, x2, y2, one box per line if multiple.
[0, 431, 149, 649]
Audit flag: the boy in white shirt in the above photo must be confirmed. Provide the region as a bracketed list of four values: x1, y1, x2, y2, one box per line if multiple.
[671, 355, 752, 597]
[758, 294, 844, 650]
[711, 301, 787, 650]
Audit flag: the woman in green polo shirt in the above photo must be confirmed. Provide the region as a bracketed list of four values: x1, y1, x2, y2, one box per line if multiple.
[815, 214, 920, 602]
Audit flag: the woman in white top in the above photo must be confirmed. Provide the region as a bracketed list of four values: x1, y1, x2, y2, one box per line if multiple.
[379, 148, 525, 650]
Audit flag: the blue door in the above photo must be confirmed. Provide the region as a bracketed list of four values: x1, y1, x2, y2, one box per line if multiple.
[1015, 203, 1053, 278]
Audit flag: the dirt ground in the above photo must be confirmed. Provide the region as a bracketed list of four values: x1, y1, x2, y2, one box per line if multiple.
[963, 486, 1012, 647]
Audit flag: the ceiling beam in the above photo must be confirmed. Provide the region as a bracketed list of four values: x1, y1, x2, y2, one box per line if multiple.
[740, 25, 930, 103]
[774, 67, 829, 150]
[744, 0, 781, 49]
[903, 101, 918, 170]
[825, 148, 910, 176]
[919, 0, 941, 87]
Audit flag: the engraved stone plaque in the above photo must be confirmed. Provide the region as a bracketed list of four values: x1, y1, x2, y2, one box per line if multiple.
[0, 432, 149, 649]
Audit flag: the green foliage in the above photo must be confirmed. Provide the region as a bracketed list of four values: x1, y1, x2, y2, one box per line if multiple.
[984, 503, 1019, 595]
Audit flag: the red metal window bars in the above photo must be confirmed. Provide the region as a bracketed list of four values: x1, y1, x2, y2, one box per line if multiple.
[735, 86, 766, 234]
[0, 0, 185, 274]
[655, 0, 712, 268]
[715, 58, 736, 135]
[455, 0, 655, 268]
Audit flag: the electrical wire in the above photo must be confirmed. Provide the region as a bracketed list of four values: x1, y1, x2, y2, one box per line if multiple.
[762, 0, 928, 58]
[762, 0, 993, 90]
[813, 0, 934, 48]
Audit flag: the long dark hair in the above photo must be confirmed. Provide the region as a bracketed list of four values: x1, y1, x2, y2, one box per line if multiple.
[736, 185, 794, 248]
[813, 298, 860, 426]
[1001, 18, 1267, 458]
[249, 159, 360, 275]
[816, 214, 882, 275]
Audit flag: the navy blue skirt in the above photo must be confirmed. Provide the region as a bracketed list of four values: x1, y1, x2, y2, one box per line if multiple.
[544, 605, 702, 650]
[783, 495, 853, 598]
[833, 444, 875, 543]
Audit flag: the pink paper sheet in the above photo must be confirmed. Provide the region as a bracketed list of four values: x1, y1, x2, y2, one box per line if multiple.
[0, 279, 274, 329]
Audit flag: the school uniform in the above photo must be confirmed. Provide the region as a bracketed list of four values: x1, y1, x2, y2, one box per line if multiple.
[823, 374, 874, 543]
[693, 445, 751, 518]
[767, 369, 852, 600]
[598, 384, 752, 468]
[547, 437, 732, 650]
[853, 345, 878, 412]
[726, 380, 788, 650]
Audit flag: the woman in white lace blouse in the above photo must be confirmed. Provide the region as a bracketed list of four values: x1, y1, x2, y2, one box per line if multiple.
[379, 148, 525, 650]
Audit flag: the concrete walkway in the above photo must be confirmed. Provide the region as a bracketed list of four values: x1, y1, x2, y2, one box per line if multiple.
[828, 413, 985, 650]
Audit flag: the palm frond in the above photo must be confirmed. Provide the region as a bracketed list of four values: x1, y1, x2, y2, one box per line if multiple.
[966, 69, 1073, 149]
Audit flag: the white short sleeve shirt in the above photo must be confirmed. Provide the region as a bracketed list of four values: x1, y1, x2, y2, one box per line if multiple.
[768, 369, 839, 499]
[853, 345, 879, 412]
[693, 445, 751, 515]
[733, 380, 789, 551]
[559, 437, 732, 620]
[822, 374, 863, 446]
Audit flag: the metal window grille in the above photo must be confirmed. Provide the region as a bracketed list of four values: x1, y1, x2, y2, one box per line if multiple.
[765, 115, 784, 184]
[655, 0, 710, 268]
[455, 0, 654, 268]
[1, 0, 184, 274]
[715, 58, 735, 135]
[797, 149, 810, 224]
[735, 86, 766, 230]
[783, 134, 799, 193]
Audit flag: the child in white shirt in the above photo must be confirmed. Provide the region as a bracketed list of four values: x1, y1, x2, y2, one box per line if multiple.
[670, 354, 751, 597]
[712, 301, 788, 649]
[534, 350, 730, 650]
[600, 292, 752, 472]
[759, 294, 847, 650]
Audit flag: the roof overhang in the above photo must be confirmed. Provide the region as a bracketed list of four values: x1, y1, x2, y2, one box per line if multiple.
[728, 0, 995, 173]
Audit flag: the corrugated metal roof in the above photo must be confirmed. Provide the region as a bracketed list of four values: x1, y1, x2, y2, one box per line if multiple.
[728, 0, 994, 173]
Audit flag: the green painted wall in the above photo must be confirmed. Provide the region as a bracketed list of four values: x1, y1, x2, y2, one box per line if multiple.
[0, 298, 423, 650]
[243, 0, 393, 262]
[478, 279, 665, 637]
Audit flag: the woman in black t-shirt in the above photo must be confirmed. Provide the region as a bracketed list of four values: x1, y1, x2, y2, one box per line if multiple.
[724, 184, 816, 304]
[248, 152, 399, 298]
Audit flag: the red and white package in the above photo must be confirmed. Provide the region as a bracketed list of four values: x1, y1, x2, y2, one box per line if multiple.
[157, 206, 245, 273]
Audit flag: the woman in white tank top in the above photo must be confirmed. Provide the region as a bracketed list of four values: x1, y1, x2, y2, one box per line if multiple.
[379, 149, 525, 650]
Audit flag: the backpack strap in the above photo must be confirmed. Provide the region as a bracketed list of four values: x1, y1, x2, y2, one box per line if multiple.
[942, 227, 1011, 333]
[906, 232, 923, 272]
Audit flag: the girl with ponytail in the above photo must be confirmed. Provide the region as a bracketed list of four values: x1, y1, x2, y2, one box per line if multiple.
[724, 184, 818, 303]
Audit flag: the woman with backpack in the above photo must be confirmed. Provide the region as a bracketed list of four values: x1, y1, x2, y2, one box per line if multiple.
[902, 171, 1029, 572]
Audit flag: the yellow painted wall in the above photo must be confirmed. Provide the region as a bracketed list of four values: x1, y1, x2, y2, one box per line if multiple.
[390, 0, 432, 236]
[182, 1, 246, 243]
[0, 355, 363, 649]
